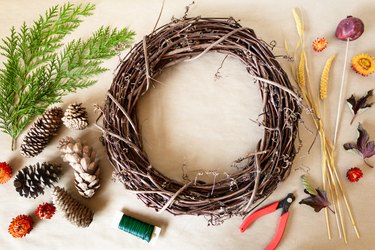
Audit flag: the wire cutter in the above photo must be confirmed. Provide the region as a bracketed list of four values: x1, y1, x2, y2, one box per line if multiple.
[240, 193, 295, 250]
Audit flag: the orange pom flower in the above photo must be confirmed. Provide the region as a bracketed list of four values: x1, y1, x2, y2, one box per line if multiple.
[8, 215, 34, 238]
[351, 53, 375, 76]
[312, 37, 328, 52]
[35, 202, 56, 219]
[0, 162, 12, 184]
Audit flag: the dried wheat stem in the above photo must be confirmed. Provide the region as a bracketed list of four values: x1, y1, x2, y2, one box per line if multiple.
[327, 164, 342, 239]
[323, 130, 345, 240]
[323, 160, 332, 239]
[330, 154, 360, 239]
[333, 39, 350, 146]
[325, 150, 347, 243]
[321, 131, 332, 239]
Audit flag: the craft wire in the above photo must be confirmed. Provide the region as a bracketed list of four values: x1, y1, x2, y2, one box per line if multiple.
[118, 214, 155, 242]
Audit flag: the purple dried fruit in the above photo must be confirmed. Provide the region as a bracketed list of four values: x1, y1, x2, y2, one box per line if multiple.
[335, 16, 364, 41]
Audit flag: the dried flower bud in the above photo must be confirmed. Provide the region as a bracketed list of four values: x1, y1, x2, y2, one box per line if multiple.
[335, 16, 364, 41]
[0, 162, 12, 184]
[346, 167, 363, 182]
[351, 53, 375, 76]
[8, 215, 33, 238]
[312, 37, 328, 52]
[35, 202, 56, 219]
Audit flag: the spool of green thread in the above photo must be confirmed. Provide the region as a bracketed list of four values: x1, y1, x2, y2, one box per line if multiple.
[112, 211, 161, 242]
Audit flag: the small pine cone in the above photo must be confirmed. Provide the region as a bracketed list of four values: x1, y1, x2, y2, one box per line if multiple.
[62, 103, 89, 130]
[14, 162, 62, 199]
[52, 186, 94, 227]
[20, 107, 64, 157]
[59, 136, 100, 198]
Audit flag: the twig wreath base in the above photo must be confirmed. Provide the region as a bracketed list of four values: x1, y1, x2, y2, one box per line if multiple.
[102, 17, 301, 225]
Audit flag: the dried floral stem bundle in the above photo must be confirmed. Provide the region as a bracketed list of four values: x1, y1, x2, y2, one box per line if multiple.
[102, 17, 301, 225]
[288, 8, 359, 242]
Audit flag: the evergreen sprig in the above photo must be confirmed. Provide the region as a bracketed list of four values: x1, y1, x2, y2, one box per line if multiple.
[0, 3, 135, 149]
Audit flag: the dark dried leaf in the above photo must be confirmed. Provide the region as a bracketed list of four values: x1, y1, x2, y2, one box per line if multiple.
[343, 142, 357, 151]
[347, 90, 373, 124]
[299, 188, 331, 212]
[343, 123, 375, 167]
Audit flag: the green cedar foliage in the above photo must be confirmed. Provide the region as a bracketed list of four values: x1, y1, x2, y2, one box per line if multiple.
[0, 3, 135, 149]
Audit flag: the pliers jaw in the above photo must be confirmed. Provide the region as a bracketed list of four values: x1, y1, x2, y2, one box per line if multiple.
[277, 193, 295, 215]
[240, 193, 295, 250]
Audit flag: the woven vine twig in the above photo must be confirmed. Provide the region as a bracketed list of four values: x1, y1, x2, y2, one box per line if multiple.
[102, 17, 301, 225]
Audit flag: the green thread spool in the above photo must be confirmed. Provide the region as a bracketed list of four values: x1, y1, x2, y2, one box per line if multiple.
[112, 211, 161, 243]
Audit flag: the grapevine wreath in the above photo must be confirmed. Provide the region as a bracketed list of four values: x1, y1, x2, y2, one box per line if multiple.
[102, 17, 301, 225]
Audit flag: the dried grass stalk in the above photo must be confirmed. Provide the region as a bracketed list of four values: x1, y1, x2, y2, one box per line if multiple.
[102, 17, 301, 225]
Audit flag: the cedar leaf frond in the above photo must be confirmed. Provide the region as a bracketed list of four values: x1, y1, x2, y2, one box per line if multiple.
[0, 3, 135, 149]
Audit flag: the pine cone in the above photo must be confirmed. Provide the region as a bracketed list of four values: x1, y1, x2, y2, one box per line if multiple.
[14, 162, 62, 199]
[62, 103, 89, 130]
[20, 107, 64, 157]
[52, 186, 94, 227]
[59, 136, 100, 198]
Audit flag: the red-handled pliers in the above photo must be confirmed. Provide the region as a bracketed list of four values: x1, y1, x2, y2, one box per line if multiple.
[240, 193, 295, 250]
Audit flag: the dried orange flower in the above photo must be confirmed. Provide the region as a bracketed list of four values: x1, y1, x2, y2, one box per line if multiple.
[0, 162, 12, 184]
[351, 53, 375, 76]
[8, 215, 34, 238]
[312, 37, 328, 52]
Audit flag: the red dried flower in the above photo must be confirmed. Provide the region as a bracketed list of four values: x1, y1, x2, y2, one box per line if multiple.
[35, 202, 56, 219]
[8, 215, 33, 238]
[0, 162, 12, 184]
[346, 167, 363, 182]
[312, 37, 328, 52]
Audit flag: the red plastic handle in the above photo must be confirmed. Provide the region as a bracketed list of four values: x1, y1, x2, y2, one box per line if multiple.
[265, 212, 289, 250]
[239, 202, 279, 233]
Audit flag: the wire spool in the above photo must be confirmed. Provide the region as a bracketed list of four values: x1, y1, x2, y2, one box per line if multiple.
[102, 17, 301, 225]
[112, 211, 161, 242]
